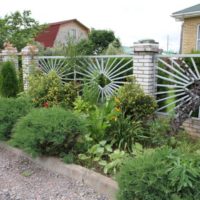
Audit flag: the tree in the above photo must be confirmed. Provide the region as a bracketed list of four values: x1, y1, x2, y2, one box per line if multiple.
[89, 29, 116, 54]
[76, 39, 94, 55]
[0, 61, 19, 97]
[76, 29, 121, 55]
[105, 42, 124, 55]
[0, 10, 45, 50]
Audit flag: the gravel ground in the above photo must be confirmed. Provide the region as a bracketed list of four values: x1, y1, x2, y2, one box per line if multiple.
[0, 146, 108, 200]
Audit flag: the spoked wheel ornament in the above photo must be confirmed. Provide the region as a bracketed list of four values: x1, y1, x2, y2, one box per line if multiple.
[38, 55, 133, 102]
[156, 55, 200, 134]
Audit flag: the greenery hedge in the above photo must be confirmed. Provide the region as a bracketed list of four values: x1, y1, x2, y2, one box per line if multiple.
[0, 61, 19, 97]
[28, 71, 79, 108]
[10, 107, 87, 156]
[115, 79, 157, 121]
[0, 97, 32, 140]
[117, 146, 200, 200]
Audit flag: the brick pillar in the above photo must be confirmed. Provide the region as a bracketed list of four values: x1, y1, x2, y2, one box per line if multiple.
[133, 42, 159, 96]
[1, 42, 18, 70]
[21, 45, 38, 90]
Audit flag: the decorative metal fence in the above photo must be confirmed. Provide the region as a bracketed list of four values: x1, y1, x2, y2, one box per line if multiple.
[38, 55, 133, 101]
[156, 54, 200, 118]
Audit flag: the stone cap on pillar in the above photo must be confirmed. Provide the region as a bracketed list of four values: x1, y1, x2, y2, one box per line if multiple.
[133, 39, 159, 53]
[21, 44, 38, 56]
[1, 42, 18, 55]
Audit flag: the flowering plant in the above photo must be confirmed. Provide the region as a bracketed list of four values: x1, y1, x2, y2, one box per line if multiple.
[43, 101, 49, 108]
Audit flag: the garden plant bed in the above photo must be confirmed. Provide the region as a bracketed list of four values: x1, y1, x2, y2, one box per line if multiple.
[1, 59, 200, 200]
[0, 142, 117, 200]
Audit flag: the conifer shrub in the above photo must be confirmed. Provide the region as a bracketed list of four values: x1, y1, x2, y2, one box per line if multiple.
[11, 107, 87, 157]
[0, 61, 19, 97]
[0, 97, 32, 140]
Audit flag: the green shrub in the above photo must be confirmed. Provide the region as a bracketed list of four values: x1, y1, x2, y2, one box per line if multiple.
[18, 58, 24, 92]
[73, 96, 94, 113]
[115, 79, 157, 121]
[144, 118, 193, 148]
[86, 98, 118, 142]
[28, 70, 79, 108]
[0, 97, 32, 140]
[61, 153, 75, 164]
[82, 84, 99, 105]
[107, 114, 144, 152]
[117, 146, 200, 200]
[79, 140, 128, 175]
[144, 117, 171, 147]
[0, 63, 2, 91]
[0, 61, 19, 97]
[10, 107, 87, 156]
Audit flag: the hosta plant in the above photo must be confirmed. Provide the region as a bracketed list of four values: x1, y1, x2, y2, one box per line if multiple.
[79, 140, 128, 175]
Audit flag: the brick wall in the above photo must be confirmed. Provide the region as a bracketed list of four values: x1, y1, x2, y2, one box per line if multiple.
[182, 16, 200, 53]
[133, 43, 159, 96]
[183, 118, 200, 137]
[133, 42, 200, 137]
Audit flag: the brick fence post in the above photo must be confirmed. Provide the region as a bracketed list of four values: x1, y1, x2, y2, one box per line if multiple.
[21, 45, 38, 90]
[1, 42, 18, 70]
[133, 42, 159, 96]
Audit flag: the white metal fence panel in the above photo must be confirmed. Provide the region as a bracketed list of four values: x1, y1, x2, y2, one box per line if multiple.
[38, 55, 133, 101]
[156, 54, 200, 118]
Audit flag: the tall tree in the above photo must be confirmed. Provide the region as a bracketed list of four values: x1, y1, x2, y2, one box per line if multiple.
[0, 10, 45, 50]
[76, 29, 121, 55]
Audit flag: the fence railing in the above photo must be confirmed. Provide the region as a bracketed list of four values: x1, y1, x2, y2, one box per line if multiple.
[156, 54, 200, 118]
[2, 43, 200, 134]
[37, 55, 133, 101]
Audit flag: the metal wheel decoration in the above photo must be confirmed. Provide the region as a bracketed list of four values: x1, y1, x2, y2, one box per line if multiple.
[38, 55, 133, 101]
[156, 55, 200, 133]
[170, 80, 200, 134]
[38, 56, 74, 82]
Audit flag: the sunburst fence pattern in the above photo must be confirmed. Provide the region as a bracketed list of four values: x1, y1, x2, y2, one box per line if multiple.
[156, 54, 200, 118]
[38, 55, 133, 101]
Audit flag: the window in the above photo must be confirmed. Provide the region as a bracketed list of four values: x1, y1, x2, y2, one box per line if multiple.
[196, 25, 200, 50]
[68, 29, 76, 39]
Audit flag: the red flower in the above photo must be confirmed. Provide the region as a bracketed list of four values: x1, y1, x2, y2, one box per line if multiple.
[43, 102, 49, 108]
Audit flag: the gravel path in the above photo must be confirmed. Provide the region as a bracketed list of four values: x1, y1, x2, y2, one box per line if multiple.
[0, 146, 108, 200]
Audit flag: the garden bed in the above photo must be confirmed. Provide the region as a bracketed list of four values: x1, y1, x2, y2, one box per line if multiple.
[1, 60, 200, 200]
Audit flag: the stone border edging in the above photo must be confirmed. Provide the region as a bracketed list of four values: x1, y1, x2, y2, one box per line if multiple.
[0, 142, 118, 200]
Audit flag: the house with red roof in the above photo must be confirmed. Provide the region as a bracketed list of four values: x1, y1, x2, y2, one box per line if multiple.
[35, 19, 90, 48]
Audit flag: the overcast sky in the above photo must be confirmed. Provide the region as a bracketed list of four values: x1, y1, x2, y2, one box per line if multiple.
[1, 0, 200, 52]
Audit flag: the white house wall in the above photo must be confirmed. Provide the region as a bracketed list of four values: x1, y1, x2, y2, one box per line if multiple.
[54, 21, 88, 46]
